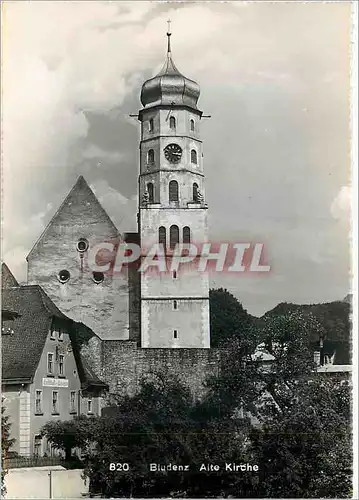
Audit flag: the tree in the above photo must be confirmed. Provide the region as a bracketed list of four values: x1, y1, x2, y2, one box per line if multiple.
[250, 377, 352, 498]
[209, 288, 253, 347]
[1, 402, 15, 497]
[41, 415, 97, 461]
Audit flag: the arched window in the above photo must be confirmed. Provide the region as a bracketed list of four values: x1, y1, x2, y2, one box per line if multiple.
[159, 226, 166, 248]
[183, 226, 191, 244]
[169, 180, 179, 202]
[149, 119, 154, 132]
[147, 149, 154, 164]
[169, 116, 176, 129]
[193, 183, 199, 202]
[190, 119, 195, 132]
[147, 182, 154, 203]
[191, 149, 197, 164]
[170, 225, 179, 249]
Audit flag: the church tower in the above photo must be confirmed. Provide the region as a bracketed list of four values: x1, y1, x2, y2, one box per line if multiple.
[138, 24, 210, 348]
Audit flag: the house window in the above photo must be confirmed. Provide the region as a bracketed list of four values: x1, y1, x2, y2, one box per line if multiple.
[190, 119, 195, 131]
[169, 116, 176, 129]
[50, 329, 55, 340]
[58, 328, 63, 341]
[35, 390, 42, 414]
[169, 225, 179, 250]
[147, 149, 155, 164]
[147, 182, 154, 203]
[52, 391, 59, 414]
[87, 398, 93, 414]
[159, 226, 166, 248]
[70, 391, 76, 413]
[183, 226, 191, 244]
[193, 183, 199, 202]
[47, 353, 54, 374]
[191, 149, 197, 164]
[34, 435, 42, 457]
[149, 118, 154, 132]
[59, 355, 64, 376]
[173, 300, 178, 310]
[173, 330, 178, 339]
[169, 180, 179, 202]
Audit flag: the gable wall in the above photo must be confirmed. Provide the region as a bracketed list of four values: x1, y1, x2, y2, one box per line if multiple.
[27, 181, 129, 341]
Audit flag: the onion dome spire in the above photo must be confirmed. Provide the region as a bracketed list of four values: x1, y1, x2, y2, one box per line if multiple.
[140, 21, 200, 110]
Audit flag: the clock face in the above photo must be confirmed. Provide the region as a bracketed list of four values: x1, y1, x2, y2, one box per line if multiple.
[164, 143, 182, 163]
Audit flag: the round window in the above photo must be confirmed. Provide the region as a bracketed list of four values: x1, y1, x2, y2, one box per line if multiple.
[58, 270, 70, 283]
[77, 238, 89, 253]
[92, 271, 104, 284]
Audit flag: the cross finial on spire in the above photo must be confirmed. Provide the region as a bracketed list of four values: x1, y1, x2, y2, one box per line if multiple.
[167, 19, 172, 54]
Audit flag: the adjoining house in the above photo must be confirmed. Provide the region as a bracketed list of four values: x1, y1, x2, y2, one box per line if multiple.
[1, 265, 108, 458]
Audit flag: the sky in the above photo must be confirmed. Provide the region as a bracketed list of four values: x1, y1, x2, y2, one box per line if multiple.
[1, 1, 352, 316]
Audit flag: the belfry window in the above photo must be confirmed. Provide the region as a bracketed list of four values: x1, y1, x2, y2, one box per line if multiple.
[169, 116, 176, 129]
[191, 149, 197, 164]
[193, 183, 199, 202]
[190, 119, 195, 132]
[147, 182, 154, 203]
[159, 226, 166, 248]
[169, 180, 179, 202]
[183, 226, 191, 244]
[170, 225, 179, 250]
[149, 119, 154, 132]
[147, 149, 155, 164]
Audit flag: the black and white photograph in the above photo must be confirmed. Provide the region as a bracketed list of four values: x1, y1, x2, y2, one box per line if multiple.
[1, 1, 357, 498]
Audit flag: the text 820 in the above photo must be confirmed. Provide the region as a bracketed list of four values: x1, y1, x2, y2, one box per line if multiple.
[109, 463, 130, 471]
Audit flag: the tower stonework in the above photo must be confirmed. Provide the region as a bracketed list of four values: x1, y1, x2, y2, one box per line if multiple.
[138, 31, 210, 348]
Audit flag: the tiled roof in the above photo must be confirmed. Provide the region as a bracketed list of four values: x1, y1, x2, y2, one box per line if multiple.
[2, 284, 107, 390]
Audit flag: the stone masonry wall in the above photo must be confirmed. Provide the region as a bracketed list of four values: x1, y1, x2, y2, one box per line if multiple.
[82, 339, 220, 401]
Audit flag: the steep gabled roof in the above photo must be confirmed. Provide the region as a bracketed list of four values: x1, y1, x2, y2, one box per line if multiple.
[2, 284, 108, 390]
[1, 263, 19, 288]
[27, 176, 119, 260]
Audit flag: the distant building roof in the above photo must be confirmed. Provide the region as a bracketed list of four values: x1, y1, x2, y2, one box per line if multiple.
[1, 263, 19, 288]
[2, 284, 108, 391]
[252, 343, 275, 362]
[317, 364, 352, 373]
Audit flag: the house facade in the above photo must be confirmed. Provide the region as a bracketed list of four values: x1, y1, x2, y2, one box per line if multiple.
[2, 267, 108, 458]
